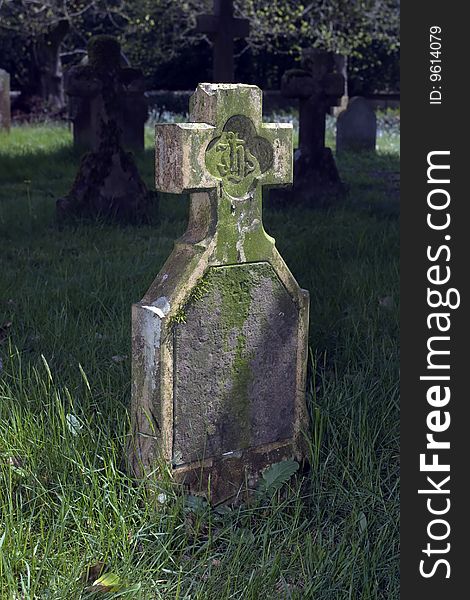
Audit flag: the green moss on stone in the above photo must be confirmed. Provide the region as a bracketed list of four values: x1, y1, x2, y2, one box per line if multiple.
[168, 273, 213, 327]
[230, 333, 252, 446]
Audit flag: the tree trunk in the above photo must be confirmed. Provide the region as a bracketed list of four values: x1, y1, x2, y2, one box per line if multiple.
[33, 20, 69, 109]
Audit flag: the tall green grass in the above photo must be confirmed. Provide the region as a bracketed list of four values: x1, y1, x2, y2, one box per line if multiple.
[0, 121, 399, 599]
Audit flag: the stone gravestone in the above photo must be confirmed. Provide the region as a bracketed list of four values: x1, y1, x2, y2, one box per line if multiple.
[0, 69, 11, 133]
[274, 49, 345, 207]
[57, 36, 151, 222]
[196, 0, 250, 83]
[65, 35, 147, 152]
[128, 84, 310, 503]
[336, 96, 377, 154]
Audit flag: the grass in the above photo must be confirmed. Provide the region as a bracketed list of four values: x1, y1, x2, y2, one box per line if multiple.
[0, 120, 399, 599]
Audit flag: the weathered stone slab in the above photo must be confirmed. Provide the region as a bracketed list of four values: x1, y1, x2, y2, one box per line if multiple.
[173, 262, 299, 465]
[0, 69, 11, 133]
[129, 84, 309, 503]
[336, 96, 377, 153]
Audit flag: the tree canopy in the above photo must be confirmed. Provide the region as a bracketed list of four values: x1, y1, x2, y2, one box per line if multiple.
[0, 0, 399, 103]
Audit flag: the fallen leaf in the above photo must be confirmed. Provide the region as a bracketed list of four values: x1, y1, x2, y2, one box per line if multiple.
[111, 355, 128, 363]
[89, 572, 122, 593]
[358, 511, 368, 533]
[81, 561, 106, 585]
[8, 455, 23, 469]
[6, 455, 27, 478]
[66, 413, 83, 435]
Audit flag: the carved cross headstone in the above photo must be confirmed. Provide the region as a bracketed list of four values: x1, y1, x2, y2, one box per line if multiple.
[129, 84, 309, 503]
[276, 49, 345, 206]
[65, 36, 147, 151]
[57, 36, 151, 222]
[196, 0, 250, 83]
[336, 96, 377, 154]
[0, 69, 11, 133]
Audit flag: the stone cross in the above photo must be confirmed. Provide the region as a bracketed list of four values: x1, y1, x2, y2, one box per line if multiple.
[336, 96, 377, 154]
[65, 36, 147, 151]
[277, 49, 345, 205]
[57, 36, 150, 222]
[129, 84, 309, 504]
[0, 69, 11, 133]
[196, 0, 250, 83]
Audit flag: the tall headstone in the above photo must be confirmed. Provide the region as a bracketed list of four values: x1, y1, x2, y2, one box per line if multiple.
[336, 96, 377, 154]
[274, 49, 345, 207]
[128, 84, 310, 503]
[0, 69, 11, 133]
[57, 37, 151, 222]
[196, 0, 250, 83]
[65, 35, 147, 152]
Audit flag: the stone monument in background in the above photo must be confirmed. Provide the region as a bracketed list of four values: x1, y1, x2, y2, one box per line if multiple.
[128, 84, 309, 503]
[65, 36, 147, 152]
[57, 36, 151, 223]
[336, 96, 377, 154]
[273, 49, 345, 207]
[196, 0, 250, 83]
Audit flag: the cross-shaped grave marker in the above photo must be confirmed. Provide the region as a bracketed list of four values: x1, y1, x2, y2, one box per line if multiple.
[129, 84, 309, 503]
[65, 35, 147, 151]
[276, 49, 345, 206]
[57, 36, 150, 221]
[196, 0, 250, 83]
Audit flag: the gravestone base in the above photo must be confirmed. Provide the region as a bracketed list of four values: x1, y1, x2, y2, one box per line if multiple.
[270, 147, 345, 208]
[57, 140, 152, 223]
[174, 440, 307, 504]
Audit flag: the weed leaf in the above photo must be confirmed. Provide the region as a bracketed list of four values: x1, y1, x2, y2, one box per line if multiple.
[258, 460, 299, 496]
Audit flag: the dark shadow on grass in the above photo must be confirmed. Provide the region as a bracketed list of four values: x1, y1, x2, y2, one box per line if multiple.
[336, 150, 400, 219]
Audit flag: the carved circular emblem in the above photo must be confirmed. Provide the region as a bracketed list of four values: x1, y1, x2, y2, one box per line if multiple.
[205, 115, 273, 197]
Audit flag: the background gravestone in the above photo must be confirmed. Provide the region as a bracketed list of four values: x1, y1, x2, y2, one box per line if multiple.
[65, 36, 147, 152]
[272, 48, 345, 207]
[129, 84, 310, 504]
[57, 36, 151, 222]
[196, 0, 250, 83]
[0, 69, 11, 132]
[336, 96, 377, 153]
